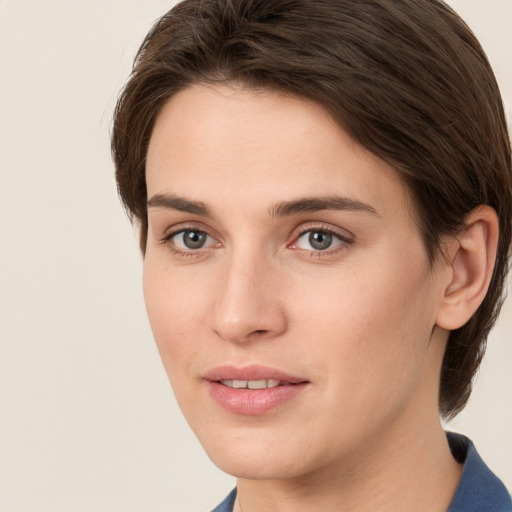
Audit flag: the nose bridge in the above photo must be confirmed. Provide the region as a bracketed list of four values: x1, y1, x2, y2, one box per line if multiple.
[213, 242, 286, 343]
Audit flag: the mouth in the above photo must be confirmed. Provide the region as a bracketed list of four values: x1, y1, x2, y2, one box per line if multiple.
[204, 365, 310, 415]
[204, 364, 307, 384]
[219, 379, 283, 389]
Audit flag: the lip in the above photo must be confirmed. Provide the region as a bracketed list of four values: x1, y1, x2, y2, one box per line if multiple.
[203, 364, 307, 384]
[203, 364, 310, 415]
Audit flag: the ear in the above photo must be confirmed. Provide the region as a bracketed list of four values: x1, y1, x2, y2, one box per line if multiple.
[436, 206, 499, 330]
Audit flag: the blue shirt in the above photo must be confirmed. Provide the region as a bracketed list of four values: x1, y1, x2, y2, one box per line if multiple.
[211, 433, 511, 512]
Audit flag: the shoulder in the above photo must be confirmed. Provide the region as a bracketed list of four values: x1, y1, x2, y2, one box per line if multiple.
[447, 432, 512, 512]
[210, 488, 237, 512]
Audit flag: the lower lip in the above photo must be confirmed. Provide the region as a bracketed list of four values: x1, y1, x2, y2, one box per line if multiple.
[207, 381, 309, 415]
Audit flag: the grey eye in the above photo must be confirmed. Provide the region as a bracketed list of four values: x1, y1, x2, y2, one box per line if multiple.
[174, 230, 212, 250]
[296, 230, 342, 251]
[309, 231, 332, 250]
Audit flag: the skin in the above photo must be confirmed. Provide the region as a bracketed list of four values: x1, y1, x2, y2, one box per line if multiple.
[143, 84, 478, 512]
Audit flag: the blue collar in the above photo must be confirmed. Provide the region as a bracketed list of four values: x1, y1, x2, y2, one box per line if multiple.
[446, 432, 511, 511]
[212, 433, 511, 512]
[211, 488, 236, 512]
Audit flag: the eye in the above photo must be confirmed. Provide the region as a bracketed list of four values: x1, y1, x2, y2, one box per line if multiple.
[169, 229, 215, 250]
[295, 229, 344, 251]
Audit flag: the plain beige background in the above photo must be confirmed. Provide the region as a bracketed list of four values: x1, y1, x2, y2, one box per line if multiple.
[0, 1, 510, 511]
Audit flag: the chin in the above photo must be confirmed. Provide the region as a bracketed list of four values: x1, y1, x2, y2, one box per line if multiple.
[209, 449, 307, 480]
[195, 426, 320, 480]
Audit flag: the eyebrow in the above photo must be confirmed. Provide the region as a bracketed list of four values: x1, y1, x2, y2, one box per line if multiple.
[270, 196, 379, 217]
[147, 193, 379, 219]
[147, 193, 214, 217]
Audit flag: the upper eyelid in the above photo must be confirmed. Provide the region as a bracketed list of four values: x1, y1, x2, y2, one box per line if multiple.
[291, 222, 354, 241]
[160, 222, 217, 239]
[296, 229, 346, 242]
[292, 230, 350, 251]
[156, 221, 354, 246]
[162, 227, 211, 240]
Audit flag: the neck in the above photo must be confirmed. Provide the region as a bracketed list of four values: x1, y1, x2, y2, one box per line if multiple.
[235, 414, 462, 512]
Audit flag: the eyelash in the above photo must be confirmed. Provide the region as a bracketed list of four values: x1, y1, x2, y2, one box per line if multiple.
[159, 223, 353, 258]
[290, 224, 353, 257]
[159, 226, 217, 258]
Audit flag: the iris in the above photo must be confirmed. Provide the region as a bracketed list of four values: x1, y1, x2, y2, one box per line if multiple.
[309, 231, 333, 250]
[182, 230, 207, 249]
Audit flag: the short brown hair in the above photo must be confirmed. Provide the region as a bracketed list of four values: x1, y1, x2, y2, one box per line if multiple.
[111, 0, 512, 418]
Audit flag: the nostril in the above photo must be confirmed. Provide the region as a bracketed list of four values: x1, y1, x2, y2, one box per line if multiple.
[214, 327, 270, 343]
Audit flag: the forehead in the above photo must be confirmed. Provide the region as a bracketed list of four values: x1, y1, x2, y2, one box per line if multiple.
[146, 84, 416, 223]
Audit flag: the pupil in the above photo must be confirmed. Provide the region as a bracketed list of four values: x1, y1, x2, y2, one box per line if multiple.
[309, 231, 332, 250]
[184, 230, 206, 249]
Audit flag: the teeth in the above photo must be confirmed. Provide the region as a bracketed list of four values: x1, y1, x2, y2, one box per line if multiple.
[247, 379, 266, 389]
[220, 379, 282, 389]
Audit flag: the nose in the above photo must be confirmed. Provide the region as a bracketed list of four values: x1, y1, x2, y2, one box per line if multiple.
[212, 249, 288, 344]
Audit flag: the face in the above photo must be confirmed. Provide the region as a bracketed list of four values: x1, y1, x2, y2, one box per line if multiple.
[144, 84, 449, 480]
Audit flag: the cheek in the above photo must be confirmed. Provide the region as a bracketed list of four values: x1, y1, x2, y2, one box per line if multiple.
[292, 255, 436, 407]
[143, 260, 209, 380]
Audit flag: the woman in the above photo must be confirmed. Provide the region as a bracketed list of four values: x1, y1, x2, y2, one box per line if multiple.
[112, 1, 512, 510]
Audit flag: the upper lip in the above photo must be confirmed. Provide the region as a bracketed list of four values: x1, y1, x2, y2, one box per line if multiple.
[203, 364, 308, 384]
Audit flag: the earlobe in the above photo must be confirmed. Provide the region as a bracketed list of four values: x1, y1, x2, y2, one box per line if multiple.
[436, 206, 499, 330]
